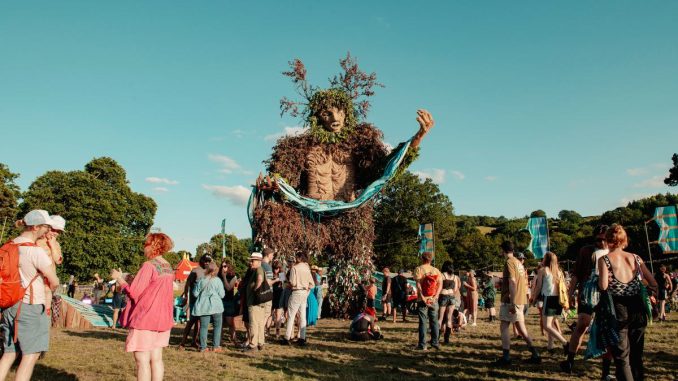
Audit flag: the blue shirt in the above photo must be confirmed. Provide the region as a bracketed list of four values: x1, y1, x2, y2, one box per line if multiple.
[192, 276, 225, 316]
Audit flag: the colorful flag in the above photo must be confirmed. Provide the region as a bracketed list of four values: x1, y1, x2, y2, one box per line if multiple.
[221, 218, 226, 234]
[418, 223, 435, 256]
[526, 217, 549, 259]
[653, 206, 678, 254]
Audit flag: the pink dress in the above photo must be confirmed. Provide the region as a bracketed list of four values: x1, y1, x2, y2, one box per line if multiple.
[121, 258, 175, 352]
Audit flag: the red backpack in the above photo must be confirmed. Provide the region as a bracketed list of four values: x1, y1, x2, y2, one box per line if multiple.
[421, 273, 439, 297]
[0, 241, 37, 309]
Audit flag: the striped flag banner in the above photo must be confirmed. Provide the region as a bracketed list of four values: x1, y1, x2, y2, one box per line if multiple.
[526, 217, 549, 259]
[653, 206, 678, 254]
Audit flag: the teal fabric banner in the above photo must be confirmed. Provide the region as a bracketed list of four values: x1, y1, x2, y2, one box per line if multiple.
[526, 217, 549, 259]
[654, 205, 678, 254]
[248, 140, 411, 227]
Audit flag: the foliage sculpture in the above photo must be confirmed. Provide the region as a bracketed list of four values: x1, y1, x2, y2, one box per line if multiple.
[251, 54, 434, 316]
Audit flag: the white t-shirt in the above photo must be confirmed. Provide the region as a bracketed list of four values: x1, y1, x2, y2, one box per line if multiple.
[593, 249, 610, 276]
[13, 237, 53, 305]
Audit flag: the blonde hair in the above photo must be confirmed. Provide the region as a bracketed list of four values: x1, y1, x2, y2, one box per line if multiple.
[605, 223, 628, 250]
[543, 251, 561, 282]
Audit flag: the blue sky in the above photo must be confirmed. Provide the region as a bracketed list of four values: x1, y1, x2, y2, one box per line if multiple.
[2, 1, 677, 252]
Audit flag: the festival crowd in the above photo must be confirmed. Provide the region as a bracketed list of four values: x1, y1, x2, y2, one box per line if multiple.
[1, 210, 675, 381]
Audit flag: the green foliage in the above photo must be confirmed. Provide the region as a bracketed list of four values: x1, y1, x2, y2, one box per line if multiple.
[373, 171, 456, 271]
[195, 234, 252, 276]
[446, 226, 502, 271]
[0, 163, 21, 228]
[20, 157, 156, 281]
[665, 153, 678, 187]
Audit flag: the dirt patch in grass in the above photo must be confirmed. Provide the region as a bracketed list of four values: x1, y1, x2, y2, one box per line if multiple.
[12, 311, 678, 380]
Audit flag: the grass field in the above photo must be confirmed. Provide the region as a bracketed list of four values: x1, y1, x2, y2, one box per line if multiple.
[17, 310, 678, 381]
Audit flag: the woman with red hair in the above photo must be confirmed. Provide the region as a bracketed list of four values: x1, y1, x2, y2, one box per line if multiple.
[111, 233, 175, 381]
[598, 224, 657, 381]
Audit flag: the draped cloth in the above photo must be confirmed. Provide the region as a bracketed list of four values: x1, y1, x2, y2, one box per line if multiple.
[247, 140, 412, 229]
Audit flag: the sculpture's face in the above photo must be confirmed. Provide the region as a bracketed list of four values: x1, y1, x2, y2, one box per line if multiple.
[317, 106, 346, 133]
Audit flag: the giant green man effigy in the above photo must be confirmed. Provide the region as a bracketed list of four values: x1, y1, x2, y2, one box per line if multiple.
[249, 54, 434, 317]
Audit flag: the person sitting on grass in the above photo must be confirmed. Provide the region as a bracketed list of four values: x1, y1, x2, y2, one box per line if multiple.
[349, 311, 383, 341]
[452, 309, 467, 332]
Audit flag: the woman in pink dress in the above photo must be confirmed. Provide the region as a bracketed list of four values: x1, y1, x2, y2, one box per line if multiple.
[111, 233, 175, 381]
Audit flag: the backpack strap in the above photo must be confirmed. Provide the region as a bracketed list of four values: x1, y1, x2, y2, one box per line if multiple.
[633, 255, 643, 281]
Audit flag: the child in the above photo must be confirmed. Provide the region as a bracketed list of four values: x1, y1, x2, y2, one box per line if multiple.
[452, 309, 468, 332]
[35, 215, 66, 314]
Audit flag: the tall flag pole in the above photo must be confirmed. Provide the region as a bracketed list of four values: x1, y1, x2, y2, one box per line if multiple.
[221, 218, 226, 260]
[526, 216, 549, 259]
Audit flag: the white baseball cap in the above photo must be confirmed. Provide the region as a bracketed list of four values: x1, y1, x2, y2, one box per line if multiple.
[250, 252, 263, 261]
[23, 210, 53, 226]
[50, 215, 66, 231]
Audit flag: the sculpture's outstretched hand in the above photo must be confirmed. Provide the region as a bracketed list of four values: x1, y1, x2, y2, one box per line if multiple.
[410, 109, 434, 148]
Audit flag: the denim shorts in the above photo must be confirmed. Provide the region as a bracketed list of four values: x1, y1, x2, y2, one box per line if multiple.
[438, 295, 455, 307]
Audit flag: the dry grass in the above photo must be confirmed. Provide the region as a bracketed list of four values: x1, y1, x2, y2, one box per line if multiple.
[16, 310, 678, 381]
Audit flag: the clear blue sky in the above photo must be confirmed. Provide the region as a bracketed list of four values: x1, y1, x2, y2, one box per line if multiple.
[2, 1, 677, 252]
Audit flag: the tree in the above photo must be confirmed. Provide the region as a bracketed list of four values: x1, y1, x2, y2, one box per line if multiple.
[373, 172, 456, 271]
[0, 163, 21, 232]
[446, 226, 502, 271]
[664, 153, 678, 187]
[20, 157, 157, 281]
[196, 234, 252, 275]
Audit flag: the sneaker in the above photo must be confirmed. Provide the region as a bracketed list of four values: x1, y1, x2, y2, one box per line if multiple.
[280, 338, 291, 346]
[257, 345, 264, 351]
[297, 339, 307, 347]
[414, 345, 427, 351]
[559, 360, 573, 374]
[492, 357, 512, 367]
[431, 344, 440, 350]
[524, 355, 542, 364]
[212, 348, 224, 353]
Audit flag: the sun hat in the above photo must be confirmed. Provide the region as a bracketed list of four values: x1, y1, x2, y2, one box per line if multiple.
[23, 210, 53, 226]
[250, 252, 263, 261]
[50, 215, 66, 231]
[516, 252, 526, 260]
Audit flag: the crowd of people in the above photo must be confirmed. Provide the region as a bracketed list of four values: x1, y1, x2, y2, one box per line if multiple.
[1, 209, 676, 381]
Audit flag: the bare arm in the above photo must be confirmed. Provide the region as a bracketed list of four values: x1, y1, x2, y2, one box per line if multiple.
[568, 274, 578, 299]
[598, 257, 608, 291]
[409, 110, 434, 148]
[531, 271, 543, 304]
[637, 258, 657, 290]
[41, 265, 60, 291]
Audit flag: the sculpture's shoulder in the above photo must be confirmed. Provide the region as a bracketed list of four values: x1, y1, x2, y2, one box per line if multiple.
[343, 123, 388, 164]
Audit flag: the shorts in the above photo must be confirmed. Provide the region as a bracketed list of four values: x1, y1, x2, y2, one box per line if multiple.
[223, 299, 238, 317]
[484, 298, 495, 308]
[382, 295, 392, 304]
[658, 289, 668, 301]
[392, 298, 407, 309]
[112, 293, 124, 309]
[499, 303, 525, 323]
[438, 295, 454, 307]
[1, 302, 50, 354]
[126, 329, 170, 352]
[543, 296, 563, 316]
[577, 303, 594, 315]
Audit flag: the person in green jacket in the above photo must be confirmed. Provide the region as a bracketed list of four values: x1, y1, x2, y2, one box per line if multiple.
[483, 276, 497, 322]
[192, 262, 225, 352]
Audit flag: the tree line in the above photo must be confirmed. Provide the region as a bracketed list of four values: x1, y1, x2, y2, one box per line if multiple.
[2, 152, 677, 281]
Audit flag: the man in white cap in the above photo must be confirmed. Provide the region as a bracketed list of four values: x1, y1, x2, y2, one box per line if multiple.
[244, 252, 267, 352]
[0, 210, 60, 381]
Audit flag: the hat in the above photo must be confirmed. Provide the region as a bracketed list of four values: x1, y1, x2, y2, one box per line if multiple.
[50, 215, 66, 231]
[516, 252, 525, 259]
[199, 254, 213, 264]
[23, 210, 53, 226]
[398, 269, 405, 275]
[250, 252, 263, 261]
[311, 265, 320, 271]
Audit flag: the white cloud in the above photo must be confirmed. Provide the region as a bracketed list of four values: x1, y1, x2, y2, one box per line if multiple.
[152, 187, 169, 192]
[450, 170, 465, 181]
[413, 169, 446, 184]
[145, 177, 179, 185]
[202, 185, 251, 206]
[232, 129, 245, 138]
[264, 126, 308, 141]
[632, 175, 666, 189]
[626, 168, 647, 176]
[208, 154, 241, 174]
[484, 176, 497, 182]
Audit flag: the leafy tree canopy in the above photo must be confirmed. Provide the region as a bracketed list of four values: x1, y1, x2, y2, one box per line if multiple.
[0, 163, 21, 227]
[664, 153, 678, 187]
[20, 157, 156, 281]
[373, 171, 455, 272]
